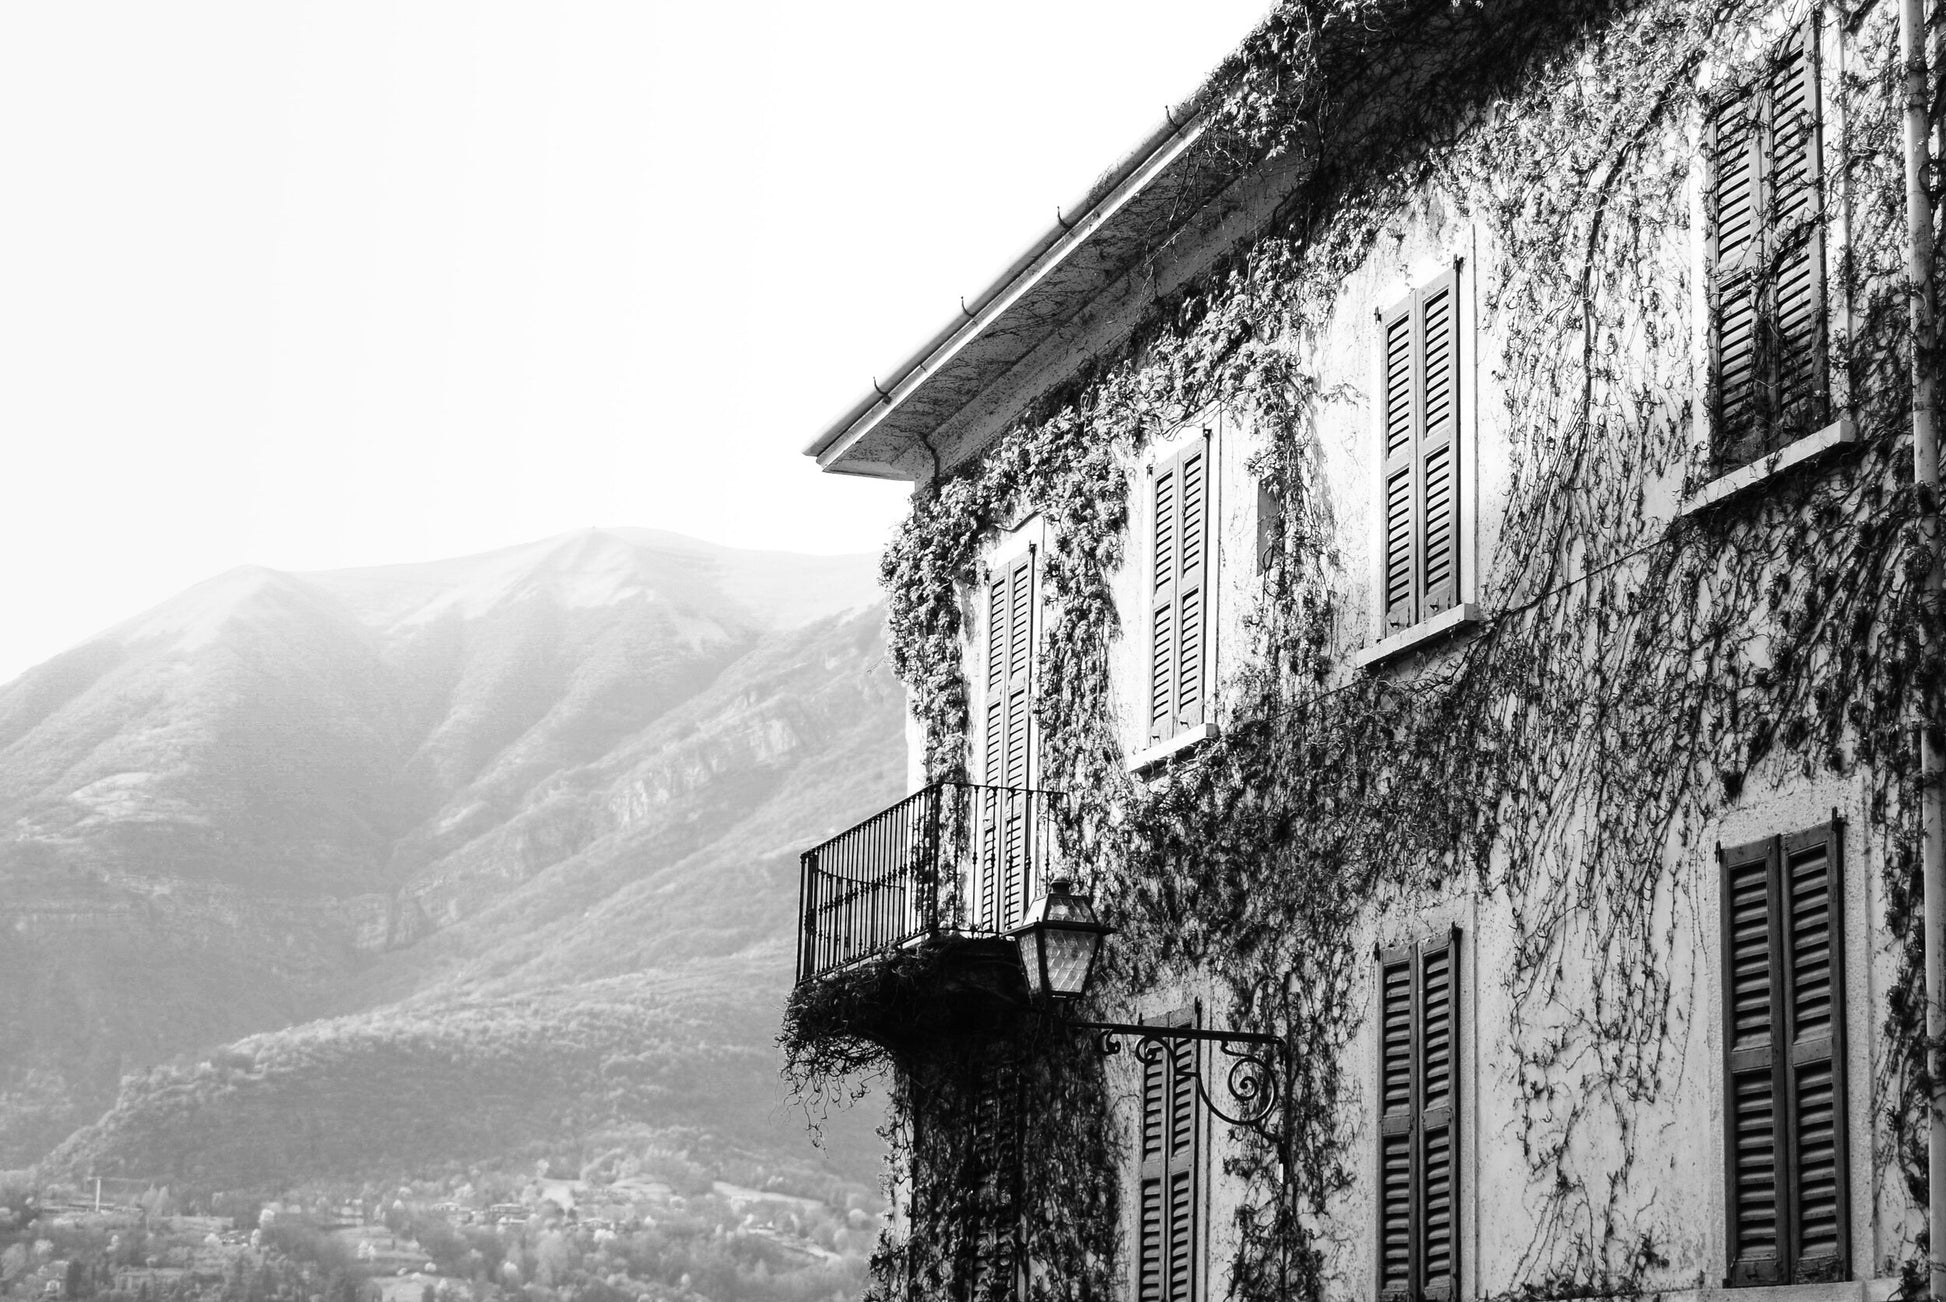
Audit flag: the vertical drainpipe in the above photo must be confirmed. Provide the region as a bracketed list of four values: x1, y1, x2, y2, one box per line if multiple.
[1902, 0, 1946, 1292]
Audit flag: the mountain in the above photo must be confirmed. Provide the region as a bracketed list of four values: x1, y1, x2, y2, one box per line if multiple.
[0, 529, 902, 1188]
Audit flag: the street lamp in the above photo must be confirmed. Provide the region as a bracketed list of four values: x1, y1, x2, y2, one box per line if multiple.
[1006, 879, 1286, 1142]
[1007, 878, 1111, 1000]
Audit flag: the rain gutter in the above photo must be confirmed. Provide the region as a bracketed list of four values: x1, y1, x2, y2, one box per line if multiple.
[804, 96, 1206, 476]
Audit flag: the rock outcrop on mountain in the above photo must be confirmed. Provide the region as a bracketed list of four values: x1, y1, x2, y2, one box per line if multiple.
[0, 529, 901, 1185]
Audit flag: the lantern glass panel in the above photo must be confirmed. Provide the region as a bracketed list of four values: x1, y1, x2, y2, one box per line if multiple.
[1042, 926, 1099, 998]
[1017, 934, 1048, 997]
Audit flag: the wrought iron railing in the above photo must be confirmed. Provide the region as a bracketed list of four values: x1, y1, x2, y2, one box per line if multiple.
[796, 782, 1064, 985]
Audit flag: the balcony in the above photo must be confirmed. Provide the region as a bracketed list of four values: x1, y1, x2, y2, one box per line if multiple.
[795, 782, 1063, 987]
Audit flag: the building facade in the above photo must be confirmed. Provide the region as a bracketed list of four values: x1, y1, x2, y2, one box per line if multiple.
[782, 3, 1940, 1302]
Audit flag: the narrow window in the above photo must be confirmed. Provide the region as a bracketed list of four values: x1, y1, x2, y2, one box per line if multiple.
[1256, 476, 1284, 575]
[1138, 1009, 1200, 1302]
[1708, 13, 1827, 469]
[1378, 269, 1462, 635]
[1150, 437, 1211, 744]
[1719, 821, 1849, 1285]
[979, 550, 1034, 930]
[969, 1059, 1021, 1302]
[1377, 930, 1461, 1302]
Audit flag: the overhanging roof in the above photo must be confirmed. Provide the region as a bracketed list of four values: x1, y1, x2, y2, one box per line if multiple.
[805, 100, 1242, 481]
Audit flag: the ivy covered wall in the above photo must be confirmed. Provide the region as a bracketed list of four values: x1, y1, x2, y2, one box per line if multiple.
[783, 1, 1946, 1299]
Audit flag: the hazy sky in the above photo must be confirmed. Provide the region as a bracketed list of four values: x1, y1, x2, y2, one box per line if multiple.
[0, 1, 1270, 685]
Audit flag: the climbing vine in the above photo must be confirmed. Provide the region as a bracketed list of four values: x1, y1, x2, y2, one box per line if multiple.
[785, 1, 1946, 1300]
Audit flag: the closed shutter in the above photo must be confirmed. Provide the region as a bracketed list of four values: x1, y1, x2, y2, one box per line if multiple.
[1767, 18, 1826, 440]
[1376, 933, 1462, 1302]
[1710, 86, 1765, 467]
[1149, 438, 1211, 743]
[1379, 274, 1462, 633]
[1782, 822, 1848, 1282]
[1721, 836, 1786, 1285]
[1376, 949, 1416, 1302]
[979, 551, 1034, 931]
[1418, 935, 1460, 1300]
[1379, 304, 1418, 633]
[1138, 1009, 1199, 1302]
[1150, 458, 1179, 744]
[1719, 823, 1849, 1287]
[1175, 443, 1209, 732]
[1418, 275, 1459, 619]
[1709, 17, 1826, 468]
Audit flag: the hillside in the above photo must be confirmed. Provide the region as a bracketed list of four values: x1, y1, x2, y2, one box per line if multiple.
[0, 529, 902, 1188]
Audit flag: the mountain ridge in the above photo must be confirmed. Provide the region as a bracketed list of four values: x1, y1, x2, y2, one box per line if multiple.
[0, 528, 901, 1188]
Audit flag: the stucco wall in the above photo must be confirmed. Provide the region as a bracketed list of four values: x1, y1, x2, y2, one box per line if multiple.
[929, 9, 1918, 1299]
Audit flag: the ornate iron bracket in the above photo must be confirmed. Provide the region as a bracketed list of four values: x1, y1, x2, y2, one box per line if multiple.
[1076, 1020, 1286, 1143]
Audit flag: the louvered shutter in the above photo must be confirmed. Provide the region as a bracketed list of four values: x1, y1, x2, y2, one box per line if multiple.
[1721, 836, 1786, 1286]
[1781, 822, 1848, 1282]
[1376, 949, 1416, 1302]
[1767, 17, 1826, 441]
[1150, 457, 1180, 744]
[1139, 1009, 1199, 1302]
[1418, 934, 1460, 1299]
[1710, 18, 1827, 468]
[1377, 934, 1462, 1302]
[1710, 86, 1765, 467]
[1174, 442, 1209, 732]
[1417, 276, 1460, 618]
[980, 574, 1007, 927]
[1379, 303, 1418, 633]
[979, 552, 1034, 930]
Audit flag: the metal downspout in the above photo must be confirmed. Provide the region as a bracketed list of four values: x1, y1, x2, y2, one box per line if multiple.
[1902, 0, 1945, 1293]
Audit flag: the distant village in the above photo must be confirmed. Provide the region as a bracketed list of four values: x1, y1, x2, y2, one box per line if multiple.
[0, 1170, 874, 1302]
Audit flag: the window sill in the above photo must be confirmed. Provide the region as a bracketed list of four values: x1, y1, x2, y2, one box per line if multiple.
[1697, 1276, 1888, 1302]
[1353, 603, 1484, 672]
[1680, 418, 1857, 517]
[1126, 722, 1220, 777]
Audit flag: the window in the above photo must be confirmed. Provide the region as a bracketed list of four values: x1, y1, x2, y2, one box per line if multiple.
[1378, 269, 1463, 635]
[1376, 931, 1460, 1302]
[1138, 1009, 1200, 1302]
[978, 549, 1035, 930]
[968, 1059, 1021, 1302]
[1256, 477, 1284, 575]
[1149, 437, 1211, 745]
[1707, 14, 1827, 470]
[1718, 821, 1849, 1286]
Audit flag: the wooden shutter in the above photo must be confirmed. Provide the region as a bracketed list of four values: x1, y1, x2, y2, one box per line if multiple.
[1781, 822, 1848, 1282]
[1377, 934, 1462, 1302]
[1710, 85, 1765, 467]
[1139, 1009, 1199, 1302]
[1149, 438, 1210, 742]
[1417, 275, 1460, 619]
[1720, 823, 1850, 1286]
[1150, 458, 1180, 744]
[1379, 303, 1418, 633]
[1721, 835, 1786, 1285]
[1418, 933, 1460, 1299]
[1175, 442, 1208, 732]
[1379, 275, 1462, 632]
[1710, 17, 1826, 468]
[1766, 17, 1827, 440]
[979, 551, 1034, 930]
[1376, 949, 1416, 1302]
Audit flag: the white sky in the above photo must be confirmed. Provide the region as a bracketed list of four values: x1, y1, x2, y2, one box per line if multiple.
[0, 1, 1270, 685]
